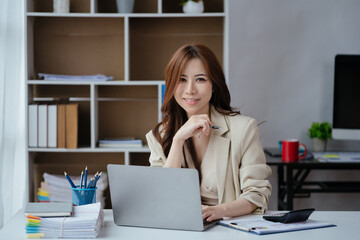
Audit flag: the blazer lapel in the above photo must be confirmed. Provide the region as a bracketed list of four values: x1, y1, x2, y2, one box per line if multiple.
[211, 106, 230, 203]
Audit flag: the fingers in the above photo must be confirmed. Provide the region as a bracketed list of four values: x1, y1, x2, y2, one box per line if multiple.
[202, 209, 211, 220]
[191, 114, 213, 136]
[202, 205, 215, 222]
[176, 114, 214, 140]
[206, 215, 216, 222]
[202, 205, 223, 222]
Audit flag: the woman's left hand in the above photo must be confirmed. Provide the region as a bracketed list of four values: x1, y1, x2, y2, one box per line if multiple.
[201, 205, 224, 222]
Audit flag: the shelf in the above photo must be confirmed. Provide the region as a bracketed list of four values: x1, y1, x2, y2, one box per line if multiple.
[97, 86, 158, 143]
[27, 80, 165, 85]
[33, 97, 91, 102]
[28, 0, 223, 14]
[25, 0, 228, 207]
[28, 17, 125, 81]
[162, 0, 224, 13]
[28, 0, 90, 13]
[96, 0, 157, 14]
[27, 13, 226, 17]
[29, 85, 90, 98]
[28, 146, 150, 153]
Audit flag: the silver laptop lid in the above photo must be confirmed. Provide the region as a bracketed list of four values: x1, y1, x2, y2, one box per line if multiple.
[107, 164, 205, 231]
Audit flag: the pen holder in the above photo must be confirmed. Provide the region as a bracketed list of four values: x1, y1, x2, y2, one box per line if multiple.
[71, 186, 97, 206]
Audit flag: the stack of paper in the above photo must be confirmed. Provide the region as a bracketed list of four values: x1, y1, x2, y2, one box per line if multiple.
[98, 138, 143, 148]
[37, 173, 108, 207]
[26, 202, 104, 239]
[38, 73, 113, 82]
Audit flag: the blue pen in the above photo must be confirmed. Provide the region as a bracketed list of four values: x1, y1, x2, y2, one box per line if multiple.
[87, 178, 94, 189]
[96, 171, 102, 181]
[64, 172, 76, 189]
[94, 172, 102, 187]
[84, 166, 88, 188]
[80, 171, 84, 189]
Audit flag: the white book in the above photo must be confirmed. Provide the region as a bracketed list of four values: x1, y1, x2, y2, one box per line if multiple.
[28, 104, 38, 147]
[47, 105, 57, 148]
[25, 202, 73, 217]
[38, 105, 48, 148]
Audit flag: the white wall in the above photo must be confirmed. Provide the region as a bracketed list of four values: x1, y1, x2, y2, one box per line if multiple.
[228, 0, 360, 210]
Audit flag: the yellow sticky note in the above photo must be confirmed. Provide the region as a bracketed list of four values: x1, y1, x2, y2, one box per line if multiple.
[26, 233, 45, 238]
[37, 191, 49, 197]
[27, 218, 41, 223]
[323, 154, 339, 158]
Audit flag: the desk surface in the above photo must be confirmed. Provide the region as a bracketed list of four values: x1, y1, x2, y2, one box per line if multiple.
[266, 155, 360, 168]
[1, 210, 359, 240]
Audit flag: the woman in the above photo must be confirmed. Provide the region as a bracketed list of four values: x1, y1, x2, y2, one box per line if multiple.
[146, 44, 271, 221]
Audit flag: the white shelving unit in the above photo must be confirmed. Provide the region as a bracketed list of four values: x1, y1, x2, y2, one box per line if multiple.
[25, 0, 228, 207]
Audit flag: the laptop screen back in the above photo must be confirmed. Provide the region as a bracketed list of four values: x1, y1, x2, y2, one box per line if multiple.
[107, 165, 205, 231]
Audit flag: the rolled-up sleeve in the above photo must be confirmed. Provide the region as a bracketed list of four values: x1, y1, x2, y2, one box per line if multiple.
[145, 130, 167, 167]
[238, 119, 272, 213]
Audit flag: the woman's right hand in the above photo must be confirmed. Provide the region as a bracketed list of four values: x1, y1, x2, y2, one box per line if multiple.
[173, 114, 213, 143]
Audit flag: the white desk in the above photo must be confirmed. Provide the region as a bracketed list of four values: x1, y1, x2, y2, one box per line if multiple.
[1, 210, 359, 239]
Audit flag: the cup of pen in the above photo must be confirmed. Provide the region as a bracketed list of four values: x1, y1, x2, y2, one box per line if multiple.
[71, 186, 97, 206]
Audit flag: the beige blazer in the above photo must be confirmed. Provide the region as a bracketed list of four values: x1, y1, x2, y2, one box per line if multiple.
[145, 106, 272, 213]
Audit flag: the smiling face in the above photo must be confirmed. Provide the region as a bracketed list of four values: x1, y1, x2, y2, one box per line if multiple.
[174, 58, 213, 118]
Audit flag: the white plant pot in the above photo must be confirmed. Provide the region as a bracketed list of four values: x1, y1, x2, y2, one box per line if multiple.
[54, 0, 70, 13]
[312, 138, 327, 152]
[116, 0, 135, 13]
[183, 1, 204, 14]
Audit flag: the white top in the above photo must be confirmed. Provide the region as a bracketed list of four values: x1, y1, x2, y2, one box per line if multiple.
[200, 133, 218, 206]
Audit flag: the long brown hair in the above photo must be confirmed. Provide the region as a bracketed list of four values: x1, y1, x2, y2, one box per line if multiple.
[153, 44, 239, 178]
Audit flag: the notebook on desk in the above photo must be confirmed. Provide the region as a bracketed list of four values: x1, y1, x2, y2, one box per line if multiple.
[264, 148, 282, 157]
[264, 148, 314, 160]
[25, 202, 73, 217]
[107, 164, 219, 231]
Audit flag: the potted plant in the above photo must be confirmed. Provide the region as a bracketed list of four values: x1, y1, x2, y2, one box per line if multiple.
[308, 122, 332, 152]
[180, 0, 204, 14]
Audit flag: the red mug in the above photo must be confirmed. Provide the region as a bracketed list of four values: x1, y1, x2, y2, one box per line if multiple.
[282, 139, 307, 163]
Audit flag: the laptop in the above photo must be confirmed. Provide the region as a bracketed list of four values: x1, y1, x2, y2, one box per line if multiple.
[107, 164, 219, 231]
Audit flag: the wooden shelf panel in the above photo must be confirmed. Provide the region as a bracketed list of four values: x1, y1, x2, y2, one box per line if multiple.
[28, 0, 224, 14]
[27, 80, 165, 85]
[97, 85, 158, 99]
[98, 100, 158, 143]
[27, 13, 226, 17]
[31, 17, 124, 80]
[163, 0, 224, 13]
[129, 17, 224, 80]
[130, 152, 151, 166]
[97, 0, 157, 14]
[28, 0, 90, 13]
[31, 85, 91, 98]
[97, 85, 158, 143]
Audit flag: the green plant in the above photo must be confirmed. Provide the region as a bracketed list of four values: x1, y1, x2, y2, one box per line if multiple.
[180, 0, 201, 6]
[308, 122, 332, 141]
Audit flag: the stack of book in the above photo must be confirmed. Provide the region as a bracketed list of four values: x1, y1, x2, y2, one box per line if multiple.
[28, 103, 78, 149]
[25, 202, 73, 217]
[39, 73, 113, 82]
[98, 138, 143, 148]
[26, 202, 103, 239]
[37, 173, 108, 207]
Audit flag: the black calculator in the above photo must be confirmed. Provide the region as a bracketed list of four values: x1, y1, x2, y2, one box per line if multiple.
[263, 208, 315, 223]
